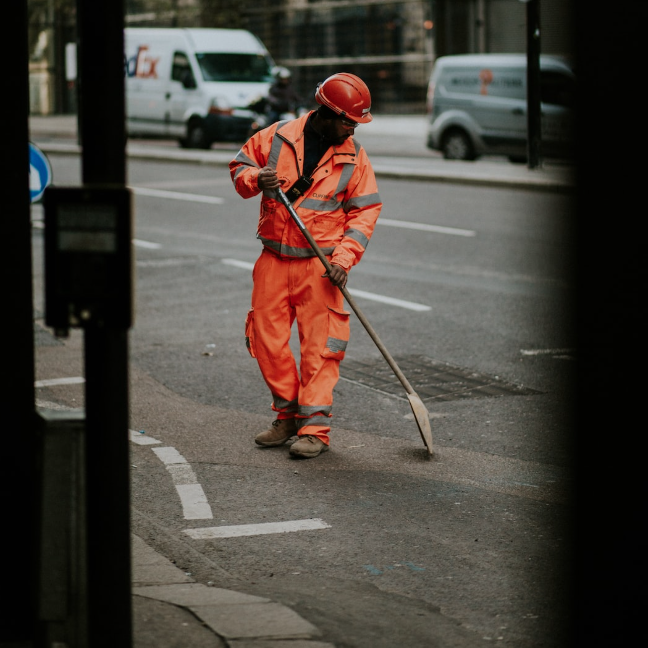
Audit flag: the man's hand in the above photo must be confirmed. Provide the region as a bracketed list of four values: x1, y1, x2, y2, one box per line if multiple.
[257, 166, 280, 190]
[323, 264, 348, 288]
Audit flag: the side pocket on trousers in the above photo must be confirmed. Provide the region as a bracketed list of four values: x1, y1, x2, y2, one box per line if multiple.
[321, 306, 350, 360]
[245, 308, 257, 358]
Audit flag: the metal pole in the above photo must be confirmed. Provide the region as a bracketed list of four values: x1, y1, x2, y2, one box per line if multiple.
[76, 1, 132, 646]
[526, 0, 542, 168]
[0, 0, 37, 641]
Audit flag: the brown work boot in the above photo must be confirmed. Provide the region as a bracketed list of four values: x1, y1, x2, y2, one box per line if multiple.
[289, 435, 330, 459]
[254, 418, 297, 447]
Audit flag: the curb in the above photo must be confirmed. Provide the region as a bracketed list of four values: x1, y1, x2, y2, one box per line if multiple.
[133, 534, 333, 647]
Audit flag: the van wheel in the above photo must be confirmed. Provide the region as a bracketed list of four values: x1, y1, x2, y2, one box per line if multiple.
[442, 129, 475, 161]
[184, 120, 211, 149]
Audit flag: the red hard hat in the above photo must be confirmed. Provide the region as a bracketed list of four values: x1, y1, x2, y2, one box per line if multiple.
[315, 73, 373, 123]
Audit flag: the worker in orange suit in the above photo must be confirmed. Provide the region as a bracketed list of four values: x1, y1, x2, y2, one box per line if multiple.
[229, 73, 382, 459]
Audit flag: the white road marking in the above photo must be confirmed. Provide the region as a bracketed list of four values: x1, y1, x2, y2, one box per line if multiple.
[183, 518, 331, 539]
[520, 348, 574, 356]
[378, 217, 476, 237]
[221, 259, 431, 311]
[151, 447, 213, 520]
[152, 446, 187, 465]
[133, 239, 162, 249]
[35, 377, 85, 388]
[222, 258, 254, 270]
[175, 484, 213, 520]
[135, 437, 331, 532]
[347, 288, 431, 312]
[129, 430, 162, 445]
[130, 186, 471, 237]
[131, 186, 225, 205]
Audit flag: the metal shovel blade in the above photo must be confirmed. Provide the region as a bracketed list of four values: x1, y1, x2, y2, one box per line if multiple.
[407, 392, 433, 456]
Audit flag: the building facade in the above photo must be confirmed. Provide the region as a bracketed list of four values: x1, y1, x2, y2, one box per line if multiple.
[29, 0, 573, 115]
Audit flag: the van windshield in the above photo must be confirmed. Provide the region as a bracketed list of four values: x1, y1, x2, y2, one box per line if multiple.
[195, 53, 273, 82]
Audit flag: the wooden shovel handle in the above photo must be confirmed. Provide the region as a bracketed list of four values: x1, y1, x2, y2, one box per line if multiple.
[276, 188, 416, 396]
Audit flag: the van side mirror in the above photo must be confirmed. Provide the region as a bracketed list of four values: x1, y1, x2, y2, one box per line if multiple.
[180, 69, 196, 89]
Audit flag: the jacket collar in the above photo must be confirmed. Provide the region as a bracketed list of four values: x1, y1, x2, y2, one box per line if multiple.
[276, 111, 357, 156]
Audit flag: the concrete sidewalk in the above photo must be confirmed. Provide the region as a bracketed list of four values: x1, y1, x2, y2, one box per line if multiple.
[29, 114, 574, 192]
[132, 534, 332, 647]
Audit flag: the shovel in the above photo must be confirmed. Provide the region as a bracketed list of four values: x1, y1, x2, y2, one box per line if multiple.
[276, 187, 433, 456]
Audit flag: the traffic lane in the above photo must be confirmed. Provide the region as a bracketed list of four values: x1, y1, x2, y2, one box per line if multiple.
[33, 153, 573, 645]
[124, 162, 571, 466]
[39, 154, 571, 467]
[128, 363, 570, 648]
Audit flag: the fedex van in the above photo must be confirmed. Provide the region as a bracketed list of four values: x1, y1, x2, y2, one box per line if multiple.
[426, 54, 575, 161]
[124, 28, 275, 148]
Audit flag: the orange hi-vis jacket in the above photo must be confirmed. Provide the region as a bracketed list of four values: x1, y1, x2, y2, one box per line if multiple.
[229, 111, 382, 271]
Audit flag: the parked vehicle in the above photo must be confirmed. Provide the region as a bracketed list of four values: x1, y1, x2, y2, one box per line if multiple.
[124, 28, 275, 148]
[426, 54, 575, 161]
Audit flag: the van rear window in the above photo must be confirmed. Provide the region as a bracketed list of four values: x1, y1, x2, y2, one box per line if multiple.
[196, 53, 273, 83]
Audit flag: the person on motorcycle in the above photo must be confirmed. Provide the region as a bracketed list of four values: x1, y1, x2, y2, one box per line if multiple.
[265, 67, 303, 125]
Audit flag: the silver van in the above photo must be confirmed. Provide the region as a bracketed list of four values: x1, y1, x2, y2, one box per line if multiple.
[426, 54, 575, 161]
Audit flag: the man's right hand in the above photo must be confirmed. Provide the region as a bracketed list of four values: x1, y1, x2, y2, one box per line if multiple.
[258, 166, 280, 190]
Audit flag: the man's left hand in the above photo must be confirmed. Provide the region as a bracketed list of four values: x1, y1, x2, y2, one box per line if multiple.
[323, 264, 348, 288]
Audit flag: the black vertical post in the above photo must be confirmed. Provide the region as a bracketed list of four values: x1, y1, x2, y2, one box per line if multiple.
[526, 0, 542, 168]
[76, 1, 132, 647]
[0, 0, 37, 641]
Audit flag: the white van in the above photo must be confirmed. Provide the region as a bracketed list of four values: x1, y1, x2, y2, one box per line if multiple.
[426, 54, 575, 161]
[124, 28, 275, 148]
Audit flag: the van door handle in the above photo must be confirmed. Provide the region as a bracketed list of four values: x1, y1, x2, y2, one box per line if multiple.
[512, 108, 524, 115]
[165, 92, 171, 100]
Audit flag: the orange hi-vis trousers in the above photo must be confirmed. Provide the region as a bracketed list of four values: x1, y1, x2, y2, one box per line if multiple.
[245, 248, 351, 445]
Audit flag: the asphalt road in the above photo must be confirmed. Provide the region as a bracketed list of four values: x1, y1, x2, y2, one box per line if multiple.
[32, 149, 574, 648]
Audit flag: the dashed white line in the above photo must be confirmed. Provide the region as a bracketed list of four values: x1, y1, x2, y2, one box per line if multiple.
[378, 217, 476, 237]
[131, 434, 331, 533]
[130, 430, 162, 445]
[152, 446, 213, 520]
[347, 288, 431, 312]
[183, 518, 331, 539]
[222, 258, 254, 270]
[133, 239, 162, 249]
[35, 377, 85, 388]
[221, 259, 431, 311]
[131, 186, 225, 205]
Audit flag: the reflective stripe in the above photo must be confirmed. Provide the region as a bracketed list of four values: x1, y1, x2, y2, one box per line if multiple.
[298, 405, 333, 417]
[326, 337, 348, 353]
[259, 237, 335, 258]
[296, 416, 332, 430]
[234, 149, 258, 166]
[335, 163, 355, 196]
[343, 228, 369, 248]
[268, 126, 287, 170]
[273, 396, 298, 412]
[299, 197, 342, 212]
[344, 192, 381, 211]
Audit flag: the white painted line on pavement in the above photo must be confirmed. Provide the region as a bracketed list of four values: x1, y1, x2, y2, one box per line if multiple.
[184, 518, 331, 539]
[221, 259, 431, 311]
[378, 218, 476, 237]
[348, 288, 431, 312]
[35, 377, 85, 388]
[136, 437, 330, 532]
[152, 446, 187, 464]
[131, 186, 225, 205]
[520, 348, 574, 356]
[133, 239, 162, 249]
[150, 446, 213, 520]
[129, 430, 162, 445]
[176, 484, 214, 520]
[222, 258, 254, 270]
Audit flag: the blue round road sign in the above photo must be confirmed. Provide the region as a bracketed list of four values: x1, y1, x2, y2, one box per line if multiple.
[29, 142, 52, 203]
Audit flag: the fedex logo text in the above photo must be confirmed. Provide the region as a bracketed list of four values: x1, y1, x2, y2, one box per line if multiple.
[124, 46, 160, 79]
